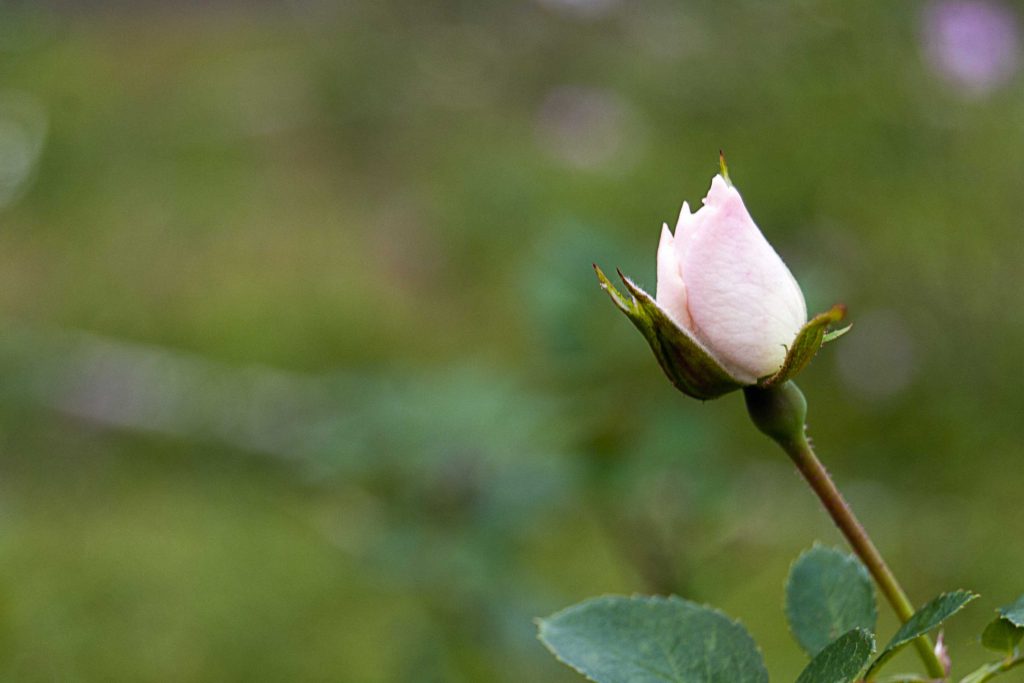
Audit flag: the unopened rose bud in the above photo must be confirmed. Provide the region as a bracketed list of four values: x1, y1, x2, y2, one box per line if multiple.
[596, 159, 849, 399]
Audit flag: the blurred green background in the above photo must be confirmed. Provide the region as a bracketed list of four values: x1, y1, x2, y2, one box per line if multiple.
[0, 0, 1022, 680]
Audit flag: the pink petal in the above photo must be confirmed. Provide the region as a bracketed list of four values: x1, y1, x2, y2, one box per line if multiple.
[676, 175, 807, 382]
[655, 223, 693, 330]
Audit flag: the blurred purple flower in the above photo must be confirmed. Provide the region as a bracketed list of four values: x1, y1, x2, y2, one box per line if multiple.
[922, 0, 1020, 96]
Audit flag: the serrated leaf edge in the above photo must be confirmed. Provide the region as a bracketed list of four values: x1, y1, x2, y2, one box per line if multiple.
[864, 590, 979, 679]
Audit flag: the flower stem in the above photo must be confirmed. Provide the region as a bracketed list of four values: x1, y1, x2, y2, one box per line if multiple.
[781, 433, 945, 679]
[744, 383, 947, 680]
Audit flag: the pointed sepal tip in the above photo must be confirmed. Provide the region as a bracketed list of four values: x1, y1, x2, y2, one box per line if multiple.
[592, 264, 743, 400]
[759, 304, 848, 388]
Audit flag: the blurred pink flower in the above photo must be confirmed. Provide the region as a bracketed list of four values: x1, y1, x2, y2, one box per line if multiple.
[922, 0, 1020, 96]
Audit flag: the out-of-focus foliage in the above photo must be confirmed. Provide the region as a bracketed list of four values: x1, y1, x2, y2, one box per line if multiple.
[0, 1, 1022, 681]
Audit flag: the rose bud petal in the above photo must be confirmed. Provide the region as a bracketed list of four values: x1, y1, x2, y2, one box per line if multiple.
[596, 161, 850, 399]
[659, 174, 807, 383]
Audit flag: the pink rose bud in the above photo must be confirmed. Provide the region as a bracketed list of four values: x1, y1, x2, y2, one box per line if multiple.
[595, 158, 849, 399]
[656, 174, 807, 384]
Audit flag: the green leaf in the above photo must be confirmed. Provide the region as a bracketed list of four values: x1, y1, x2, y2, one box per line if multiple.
[981, 618, 1023, 655]
[760, 304, 847, 387]
[865, 590, 978, 678]
[795, 629, 875, 683]
[998, 595, 1024, 628]
[537, 595, 768, 683]
[981, 595, 1024, 655]
[785, 546, 877, 657]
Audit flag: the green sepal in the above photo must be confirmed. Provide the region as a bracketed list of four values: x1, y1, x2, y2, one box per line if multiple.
[594, 265, 743, 400]
[759, 305, 848, 387]
[823, 324, 852, 344]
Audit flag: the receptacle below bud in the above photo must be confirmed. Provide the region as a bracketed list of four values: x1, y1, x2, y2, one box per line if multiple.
[743, 381, 808, 445]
